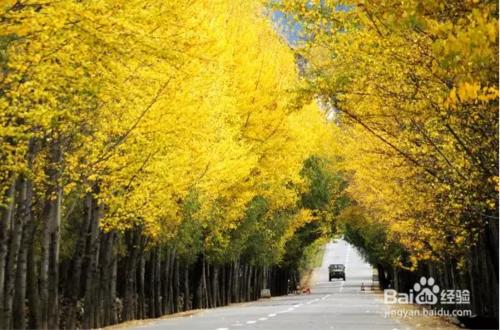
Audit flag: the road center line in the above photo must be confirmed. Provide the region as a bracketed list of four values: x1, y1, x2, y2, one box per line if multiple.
[278, 307, 294, 313]
[340, 245, 351, 293]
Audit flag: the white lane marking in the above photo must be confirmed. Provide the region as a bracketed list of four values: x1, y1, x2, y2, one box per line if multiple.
[321, 294, 331, 300]
[306, 301, 313, 304]
[278, 307, 294, 313]
[293, 304, 302, 307]
[246, 320, 256, 324]
[258, 317, 268, 321]
[216, 328, 229, 330]
[268, 313, 277, 317]
[340, 245, 351, 293]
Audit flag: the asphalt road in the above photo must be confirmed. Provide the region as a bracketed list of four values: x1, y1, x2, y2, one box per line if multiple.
[130, 239, 401, 330]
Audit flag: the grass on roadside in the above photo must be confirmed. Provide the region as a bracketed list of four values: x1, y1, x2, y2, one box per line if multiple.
[298, 238, 327, 287]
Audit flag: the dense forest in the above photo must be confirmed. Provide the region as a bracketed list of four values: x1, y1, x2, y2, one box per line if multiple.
[0, 0, 498, 329]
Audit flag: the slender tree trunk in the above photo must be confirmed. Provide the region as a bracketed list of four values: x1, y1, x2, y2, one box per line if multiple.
[26, 229, 40, 329]
[227, 263, 233, 304]
[4, 177, 23, 330]
[211, 265, 219, 307]
[13, 174, 34, 330]
[110, 245, 118, 324]
[48, 181, 62, 329]
[205, 261, 212, 308]
[147, 250, 155, 318]
[83, 190, 102, 329]
[173, 257, 180, 313]
[0, 179, 16, 329]
[221, 265, 226, 306]
[39, 142, 63, 330]
[138, 252, 145, 319]
[99, 232, 115, 327]
[162, 250, 170, 314]
[248, 265, 253, 301]
[202, 257, 209, 308]
[123, 231, 139, 321]
[66, 195, 93, 330]
[183, 263, 190, 311]
[232, 260, 239, 303]
[240, 264, 248, 301]
[153, 248, 161, 318]
[168, 249, 176, 314]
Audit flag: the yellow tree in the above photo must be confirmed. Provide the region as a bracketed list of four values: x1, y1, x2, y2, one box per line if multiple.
[276, 0, 498, 319]
[0, 0, 336, 328]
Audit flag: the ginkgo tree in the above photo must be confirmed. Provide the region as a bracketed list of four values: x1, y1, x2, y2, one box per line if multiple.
[0, 0, 338, 329]
[275, 0, 498, 323]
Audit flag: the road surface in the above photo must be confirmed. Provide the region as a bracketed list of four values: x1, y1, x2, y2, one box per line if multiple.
[129, 239, 401, 330]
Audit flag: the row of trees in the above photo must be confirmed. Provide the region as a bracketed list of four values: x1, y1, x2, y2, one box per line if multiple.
[0, 1, 342, 329]
[275, 0, 498, 326]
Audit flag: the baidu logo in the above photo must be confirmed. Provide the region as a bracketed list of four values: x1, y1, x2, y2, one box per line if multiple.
[384, 276, 439, 305]
[413, 276, 439, 304]
[384, 276, 470, 305]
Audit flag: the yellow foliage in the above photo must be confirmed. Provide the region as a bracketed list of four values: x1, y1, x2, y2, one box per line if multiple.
[277, 0, 498, 265]
[0, 0, 332, 250]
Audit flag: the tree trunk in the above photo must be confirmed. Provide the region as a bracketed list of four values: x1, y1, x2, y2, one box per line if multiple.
[138, 252, 146, 319]
[153, 248, 161, 318]
[183, 263, 190, 311]
[13, 174, 34, 330]
[39, 142, 63, 330]
[100, 232, 115, 327]
[205, 261, 212, 308]
[83, 189, 102, 329]
[173, 257, 180, 313]
[162, 250, 172, 315]
[123, 231, 139, 321]
[66, 195, 93, 330]
[26, 227, 40, 329]
[4, 177, 23, 330]
[232, 260, 239, 303]
[168, 249, 176, 314]
[0, 179, 16, 329]
[110, 245, 118, 324]
[221, 265, 226, 306]
[211, 265, 219, 307]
